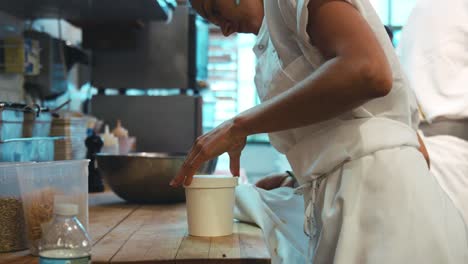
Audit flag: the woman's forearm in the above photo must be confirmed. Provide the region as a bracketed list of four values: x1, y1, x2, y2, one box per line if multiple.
[232, 56, 392, 137]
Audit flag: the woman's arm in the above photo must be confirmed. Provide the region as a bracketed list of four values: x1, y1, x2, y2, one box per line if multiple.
[232, 0, 392, 136]
[171, 0, 393, 186]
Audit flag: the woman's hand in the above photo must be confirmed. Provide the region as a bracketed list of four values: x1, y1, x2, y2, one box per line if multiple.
[255, 172, 296, 190]
[170, 119, 247, 187]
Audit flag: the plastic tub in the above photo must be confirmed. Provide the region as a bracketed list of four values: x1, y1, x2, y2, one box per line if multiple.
[23, 109, 52, 138]
[0, 163, 31, 253]
[0, 102, 25, 141]
[184, 175, 238, 237]
[16, 160, 90, 255]
[0, 137, 56, 162]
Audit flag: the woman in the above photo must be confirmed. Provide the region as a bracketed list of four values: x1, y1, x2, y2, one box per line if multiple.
[170, 0, 468, 263]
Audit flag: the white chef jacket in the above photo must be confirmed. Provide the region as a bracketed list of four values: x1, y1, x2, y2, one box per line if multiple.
[398, 0, 468, 121]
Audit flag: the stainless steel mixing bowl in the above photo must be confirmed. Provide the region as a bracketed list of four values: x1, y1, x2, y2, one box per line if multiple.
[96, 152, 217, 204]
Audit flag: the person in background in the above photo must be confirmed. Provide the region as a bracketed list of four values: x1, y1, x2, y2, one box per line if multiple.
[397, 0, 468, 228]
[171, 0, 468, 263]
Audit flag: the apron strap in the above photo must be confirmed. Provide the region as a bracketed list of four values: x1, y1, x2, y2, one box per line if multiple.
[294, 158, 351, 238]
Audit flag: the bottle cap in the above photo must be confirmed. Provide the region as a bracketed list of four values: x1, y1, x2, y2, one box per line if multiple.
[55, 203, 78, 216]
[112, 120, 129, 138]
[101, 125, 118, 147]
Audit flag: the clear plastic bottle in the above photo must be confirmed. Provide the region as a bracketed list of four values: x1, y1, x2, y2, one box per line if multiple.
[39, 203, 91, 264]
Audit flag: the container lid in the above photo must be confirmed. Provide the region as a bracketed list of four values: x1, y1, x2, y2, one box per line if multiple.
[55, 203, 78, 216]
[184, 175, 238, 189]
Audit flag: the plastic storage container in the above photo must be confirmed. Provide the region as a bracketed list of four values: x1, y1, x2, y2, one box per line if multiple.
[0, 163, 30, 252]
[0, 137, 56, 162]
[16, 160, 90, 255]
[23, 107, 52, 138]
[51, 116, 88, 160]
[184, 175, 238, 237]
[54, 137, 88, 161]
[0, 102, 25, 141]
[39, 203, 91, 263]
[50, 116, 88, 138]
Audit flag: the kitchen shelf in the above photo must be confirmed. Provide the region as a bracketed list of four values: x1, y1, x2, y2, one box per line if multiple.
[0, 0, 176, 22]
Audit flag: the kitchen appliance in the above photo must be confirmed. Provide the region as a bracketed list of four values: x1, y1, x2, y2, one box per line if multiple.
[90, 5, 209, 154]
[89, 6, 208, 89]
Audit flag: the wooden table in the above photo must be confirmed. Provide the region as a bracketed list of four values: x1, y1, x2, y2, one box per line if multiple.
[0, 192, 270, 264]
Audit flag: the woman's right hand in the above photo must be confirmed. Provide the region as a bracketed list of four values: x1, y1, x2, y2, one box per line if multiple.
[170, 119, 247, 187]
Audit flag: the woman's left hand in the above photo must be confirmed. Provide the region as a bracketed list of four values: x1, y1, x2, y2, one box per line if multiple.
[255, 172, 296, 190]
[170, 119, 247, 187]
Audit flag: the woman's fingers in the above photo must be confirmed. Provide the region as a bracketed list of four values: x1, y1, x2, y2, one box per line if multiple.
[170, 136, 209, 187]
[169, 162, 188, 187]
[229, 151, 241, 177]
[183, 151, 209, 186]
[170, 119, 247, 188]
[170, 141, 213, 187]
[170, 147, 201, 187]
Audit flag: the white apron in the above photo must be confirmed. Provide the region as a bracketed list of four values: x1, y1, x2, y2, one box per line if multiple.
[234, 136, 468, 264]
[234, 185, 308, 263]
[251, 0, 468, 263]
[235, 144, 468, 263]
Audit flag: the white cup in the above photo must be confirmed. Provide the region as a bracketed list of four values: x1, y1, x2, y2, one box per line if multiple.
[184, 175, 238, 237]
